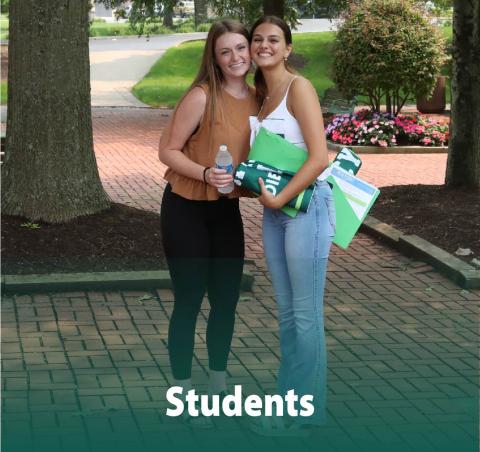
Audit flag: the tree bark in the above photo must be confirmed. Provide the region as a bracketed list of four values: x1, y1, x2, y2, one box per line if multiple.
[445, 0, 480, 189]
[163, 2, 174, 28]
[2, 0, 110, 223]
[194, 0, 207, 27]
[263, 0, 284, 18]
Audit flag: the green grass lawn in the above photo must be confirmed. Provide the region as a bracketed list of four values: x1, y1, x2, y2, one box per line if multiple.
[291, 32, 336, 97]
[0, 21, 452, 109]
[133, 27, 453, 109]
[133, 32, 336, 108]
[443, 24, 453, 42]
[132, 40, 206, 108]
[1, 81, 7, 105]
[1, 14, 8, 40]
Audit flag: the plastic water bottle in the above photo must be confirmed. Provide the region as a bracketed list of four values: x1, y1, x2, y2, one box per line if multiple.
[215, 144, 234, 194]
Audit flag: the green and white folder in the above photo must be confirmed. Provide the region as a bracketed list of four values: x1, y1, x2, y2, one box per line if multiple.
[248, 128, 380, 248]
[327, 166, 380, 249]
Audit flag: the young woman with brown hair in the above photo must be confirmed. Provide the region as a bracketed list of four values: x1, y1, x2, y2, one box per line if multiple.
[248, 15, 336, 436]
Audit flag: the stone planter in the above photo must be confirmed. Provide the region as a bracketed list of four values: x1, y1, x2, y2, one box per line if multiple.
[416, 76, 447, 114]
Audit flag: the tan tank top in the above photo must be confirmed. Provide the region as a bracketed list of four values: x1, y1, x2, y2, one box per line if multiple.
[164, 85, 259, 201]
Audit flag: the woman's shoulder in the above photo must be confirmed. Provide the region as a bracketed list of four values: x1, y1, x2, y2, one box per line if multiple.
[290, 75, 315, 94]
[288, 76, 317, 107]
[286, 76, 319, 117]
[178, 85, 208, 111]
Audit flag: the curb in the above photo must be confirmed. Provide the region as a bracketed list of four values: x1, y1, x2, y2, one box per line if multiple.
[1, 270, 254, 296]
[327, 141, 448, 154]
[361, 216, 480, 289]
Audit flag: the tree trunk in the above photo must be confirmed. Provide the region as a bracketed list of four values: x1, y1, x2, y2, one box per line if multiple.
[194, 0, 207, 28]
[385, 91, 392, 115]
[445, 0, 480, 189]
[163, 3, 174, 28]
[263, 0, 284, 18]
[2, 0, 110, 223]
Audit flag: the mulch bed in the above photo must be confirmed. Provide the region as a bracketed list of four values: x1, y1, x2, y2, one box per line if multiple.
[1, 203, 166, 275]
[2, 185, 479, 276]
[370, 184, 480, 266]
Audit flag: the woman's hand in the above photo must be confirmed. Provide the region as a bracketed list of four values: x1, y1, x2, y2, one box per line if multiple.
[206, 167, 234, 189]
[257, 178, 283, 209]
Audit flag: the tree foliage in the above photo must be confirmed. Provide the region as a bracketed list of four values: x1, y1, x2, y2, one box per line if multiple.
[0, 0, 9, 14]
[204, 0, 302, 27]
[332, 0, 446, 115]
[98, 0, 345, 29]
[99, 0, 178, 32]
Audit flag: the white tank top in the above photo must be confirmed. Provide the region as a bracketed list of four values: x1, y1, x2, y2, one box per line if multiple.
[249, 76, 306, 150]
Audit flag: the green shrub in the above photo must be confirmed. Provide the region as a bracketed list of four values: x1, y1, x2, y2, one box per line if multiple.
[174, 24, 196, 33]
[332, 0, 446, 115]
[196, 23, 211, 32]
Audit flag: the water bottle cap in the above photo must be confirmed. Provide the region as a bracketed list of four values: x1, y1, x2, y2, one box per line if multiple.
[219, 145, 227, 152]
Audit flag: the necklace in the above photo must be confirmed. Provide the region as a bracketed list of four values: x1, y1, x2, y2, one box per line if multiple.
[258, 74, 295, 121]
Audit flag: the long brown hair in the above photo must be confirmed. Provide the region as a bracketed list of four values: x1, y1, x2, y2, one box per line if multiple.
[250, 16, 295, 103]
[184, 19, 250, 125]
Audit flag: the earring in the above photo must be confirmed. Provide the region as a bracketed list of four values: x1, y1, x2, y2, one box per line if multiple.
[284, 56, 288, 62]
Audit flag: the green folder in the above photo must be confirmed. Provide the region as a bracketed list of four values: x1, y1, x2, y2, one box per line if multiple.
[327, 166, 380, 249]
[248, 127, 308, 217]
[249, 127, 308, 171]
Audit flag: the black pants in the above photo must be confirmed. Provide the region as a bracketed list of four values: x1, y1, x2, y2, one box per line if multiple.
[160, 184, 245, 380]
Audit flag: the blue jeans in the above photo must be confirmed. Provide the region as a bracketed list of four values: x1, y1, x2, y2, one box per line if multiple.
[263, 181, 335, 425]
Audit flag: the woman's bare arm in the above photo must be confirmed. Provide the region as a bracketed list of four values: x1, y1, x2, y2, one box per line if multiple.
[158, 87, 208, 182]
[158, 87, 232, 187]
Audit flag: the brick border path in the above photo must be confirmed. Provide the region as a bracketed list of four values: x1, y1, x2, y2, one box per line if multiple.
[1, 108, 477, 452]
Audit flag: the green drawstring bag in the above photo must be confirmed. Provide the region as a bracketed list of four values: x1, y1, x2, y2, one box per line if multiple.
[234, 160, 315, 212]
[247, 127, 311, 217]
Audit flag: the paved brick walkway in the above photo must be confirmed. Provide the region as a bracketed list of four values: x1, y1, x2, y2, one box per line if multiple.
[2, 108, 478, 452]
[91, 107, 449, 260]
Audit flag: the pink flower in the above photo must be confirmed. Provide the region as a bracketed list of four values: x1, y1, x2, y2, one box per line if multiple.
[378, 140, 388, 147]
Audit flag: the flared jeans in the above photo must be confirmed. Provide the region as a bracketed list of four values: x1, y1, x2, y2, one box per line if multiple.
[263, 181, 335, 425]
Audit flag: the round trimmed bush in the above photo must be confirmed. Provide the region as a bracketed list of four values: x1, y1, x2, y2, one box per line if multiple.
[332, 0, 446, 115]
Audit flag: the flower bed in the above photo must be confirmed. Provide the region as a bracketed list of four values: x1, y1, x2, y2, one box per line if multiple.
[325, 109, 449, 148]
